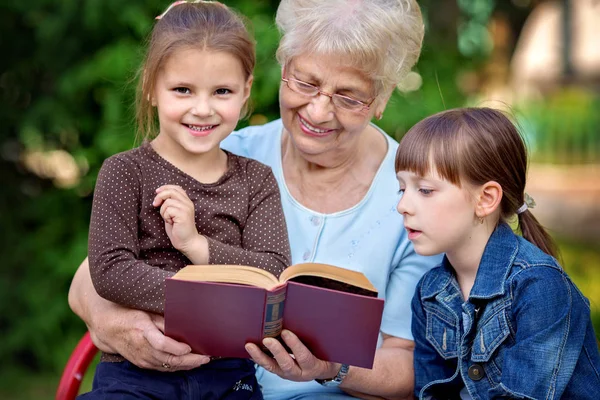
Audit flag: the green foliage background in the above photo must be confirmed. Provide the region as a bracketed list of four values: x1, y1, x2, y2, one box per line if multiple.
[0, 0, 598, 397]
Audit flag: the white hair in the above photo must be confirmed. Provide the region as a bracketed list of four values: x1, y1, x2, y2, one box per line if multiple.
[275, 0, 424, 95]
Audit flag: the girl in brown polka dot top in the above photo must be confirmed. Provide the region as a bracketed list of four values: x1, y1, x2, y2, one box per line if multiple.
[84, 2, 290, 398]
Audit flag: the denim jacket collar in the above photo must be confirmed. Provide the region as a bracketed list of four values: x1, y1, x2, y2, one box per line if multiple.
[420, 223, 518, 301]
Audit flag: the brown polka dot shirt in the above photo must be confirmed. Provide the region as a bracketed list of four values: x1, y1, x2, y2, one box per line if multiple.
[88, 142, 291, 316]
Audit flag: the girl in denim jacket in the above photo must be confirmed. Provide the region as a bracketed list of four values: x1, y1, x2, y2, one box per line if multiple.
[395, 107, 600, 399]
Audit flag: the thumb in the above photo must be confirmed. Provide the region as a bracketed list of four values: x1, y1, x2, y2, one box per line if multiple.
[144, 326, 192, 356]
[150, 313, 165, 332]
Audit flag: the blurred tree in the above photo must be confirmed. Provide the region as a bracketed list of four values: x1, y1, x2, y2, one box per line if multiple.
[0, 0, 284, 377]
[0, 0, 492, 379]
[0, 0, 174, 375]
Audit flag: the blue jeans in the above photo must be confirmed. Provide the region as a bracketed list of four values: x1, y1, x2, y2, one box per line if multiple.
[78, 358, 262, 400]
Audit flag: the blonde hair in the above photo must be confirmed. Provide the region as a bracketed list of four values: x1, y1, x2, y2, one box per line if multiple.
[275, 0, 424, 96]
[395, 107, 558, 258]
[136, 1, 255, 140]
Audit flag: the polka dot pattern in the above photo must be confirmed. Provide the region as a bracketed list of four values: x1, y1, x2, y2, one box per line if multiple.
[88, 142, 291, 316]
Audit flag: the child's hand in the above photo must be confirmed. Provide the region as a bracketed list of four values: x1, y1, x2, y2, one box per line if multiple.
[153, 185, 201, 254]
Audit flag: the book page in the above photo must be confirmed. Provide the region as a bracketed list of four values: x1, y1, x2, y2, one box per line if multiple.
[280, 263, 378, 294]
[288, 276, 378, 297]
[171, 265, 281, 289]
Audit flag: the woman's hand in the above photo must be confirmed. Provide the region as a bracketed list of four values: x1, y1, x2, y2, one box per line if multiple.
[245, 329, 340, 382]
[69, 257, 210, 371]
[153, 185, 208, 263]
[245, 330, 416, 400]
[96, 306, 210, 371]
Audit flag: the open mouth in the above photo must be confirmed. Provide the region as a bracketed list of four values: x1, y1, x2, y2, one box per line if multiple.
[186, 124, 217, 132]
[298, 115, 335, 136]
[184, 123, 218, 137]
[406, 227, 422, 240]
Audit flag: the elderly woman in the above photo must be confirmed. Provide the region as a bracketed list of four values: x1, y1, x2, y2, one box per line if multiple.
[69, 0, 440, 398]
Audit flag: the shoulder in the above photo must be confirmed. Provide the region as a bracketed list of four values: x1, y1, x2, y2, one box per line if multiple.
[98, 146, 148, 178]
[228, 152, 273, 176]
[93, 147, 148, 196]
[221, 119, 283, 162]
[373, 124, 399, 180]
[101, 145, 147, 167]
[511, 237, 563, 277]
[234, 119, 283, 138]
[227, 152, 277, 189]
[507, 241, 582, 304]
[362, 124, 400, 192]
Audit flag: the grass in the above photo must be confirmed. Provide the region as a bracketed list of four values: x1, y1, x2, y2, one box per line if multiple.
[556, 236, 600, 337]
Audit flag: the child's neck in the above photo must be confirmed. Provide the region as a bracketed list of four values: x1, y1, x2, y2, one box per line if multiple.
[150, 136, 228, 184]
[446, 223, 496, 302]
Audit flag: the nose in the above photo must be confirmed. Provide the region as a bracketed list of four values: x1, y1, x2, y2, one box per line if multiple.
[191, 97, 214, 118]
[396, 191, 412, 215]
[306, 92, 334, 123]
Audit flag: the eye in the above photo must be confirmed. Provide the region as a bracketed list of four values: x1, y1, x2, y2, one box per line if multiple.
[296, 80, 316, 90]
[334, 95, 364, 110]
[397, 188, 405, 195]
[419, 188, 433, 195]
[290, 78, 318, 94]
[215, 88, 232, 95]
[174, 87, 191, 94]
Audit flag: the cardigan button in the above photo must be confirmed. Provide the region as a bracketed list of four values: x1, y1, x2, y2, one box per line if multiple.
[468, 364, 485, 381]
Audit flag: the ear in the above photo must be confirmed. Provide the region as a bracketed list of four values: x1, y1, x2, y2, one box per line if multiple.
[475, 181, 503, 219]
[373, 88, 394, 120]
[242, 75, 254, 104]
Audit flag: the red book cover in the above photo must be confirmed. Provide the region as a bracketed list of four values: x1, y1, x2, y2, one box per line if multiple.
[282, 281, 383, 368]
[164, 271, 384, 368]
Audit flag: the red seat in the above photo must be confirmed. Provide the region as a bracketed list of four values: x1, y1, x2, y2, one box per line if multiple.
[56, 331, 98, 400]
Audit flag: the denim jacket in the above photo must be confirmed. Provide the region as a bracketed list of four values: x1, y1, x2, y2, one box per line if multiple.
[412, 223, 600, 399]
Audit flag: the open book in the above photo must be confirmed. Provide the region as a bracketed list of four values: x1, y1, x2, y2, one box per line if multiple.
[164, 263, 384, 369]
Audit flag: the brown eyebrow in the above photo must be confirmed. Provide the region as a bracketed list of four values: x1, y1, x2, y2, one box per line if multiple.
[167, 79, 242, 90]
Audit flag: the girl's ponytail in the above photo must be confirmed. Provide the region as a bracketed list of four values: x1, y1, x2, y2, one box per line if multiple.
[518, 209, 559, 259]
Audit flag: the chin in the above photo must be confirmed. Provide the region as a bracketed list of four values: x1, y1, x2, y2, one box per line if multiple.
[413, 246, 441, 257]
[288, 129, 331, 155]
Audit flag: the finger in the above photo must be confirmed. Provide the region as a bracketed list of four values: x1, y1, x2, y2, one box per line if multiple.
[153, 191, 180, 208]
[159, 200, 186, 223]
[153, 190, 172, 207]
[167, 352, 211, 371]
[149, 313, 165, 332]
[154, 186, 190, 203]
[144, 325, 191, 357]
[280, 330, 314, 367]
[263, 337, 300, 375]
[153, 187, 189, 207]
[278, 330, 334, 380]
[245, 343, 281, 374]
[161, 205, 176, 225]
[156, 185, 186, 195]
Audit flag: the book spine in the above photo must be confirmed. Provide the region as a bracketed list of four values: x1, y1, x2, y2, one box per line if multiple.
[263, 286, 286, 339]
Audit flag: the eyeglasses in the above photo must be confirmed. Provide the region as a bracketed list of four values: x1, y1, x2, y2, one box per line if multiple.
[281, 76, 375, 112]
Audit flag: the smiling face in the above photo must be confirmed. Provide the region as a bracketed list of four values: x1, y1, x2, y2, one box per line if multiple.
[279, 53, 388, 160]
[396, 167, 480, 257]
[152, 47, 252, 160]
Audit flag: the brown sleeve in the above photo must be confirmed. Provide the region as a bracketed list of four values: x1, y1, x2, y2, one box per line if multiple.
[207, 163, 291, 277]
[88, 155, 173, 314]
